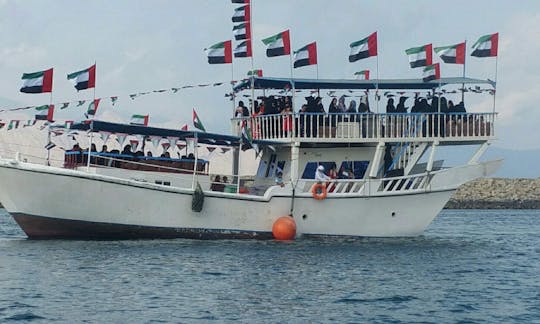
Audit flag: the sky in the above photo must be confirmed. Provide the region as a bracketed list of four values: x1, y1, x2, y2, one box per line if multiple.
[0, 0, 539, 157]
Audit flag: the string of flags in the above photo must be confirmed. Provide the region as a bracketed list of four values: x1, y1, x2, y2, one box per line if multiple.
[0, 80, 233, 115]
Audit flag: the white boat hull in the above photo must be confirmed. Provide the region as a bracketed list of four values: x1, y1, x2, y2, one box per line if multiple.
[0, 159, 501, 239]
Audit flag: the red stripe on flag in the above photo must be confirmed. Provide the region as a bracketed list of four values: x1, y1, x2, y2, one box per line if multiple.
[282, 30, 291, 55]
[365, 71, 370, 80]
[88, 64, 96, 88]
[455, 42, 466, 64]
[244, 5, 250, 22]
[434, 63, 441, 80]
[308, 42, 317, 65]
[143, 115, 149, 126]
[491, 33, 499, 56]
[245, 21, 251, 39]
[224, 40, 233, 63]
[246, 39, 252, 57]
[426, 44, 433, 65]
[47, 104, 55, 122]
[368, 32, 378, 56]
[42, 68, 54, 93]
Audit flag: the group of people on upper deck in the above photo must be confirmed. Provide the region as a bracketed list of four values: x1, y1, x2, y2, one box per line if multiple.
[235, 94, 467, 117]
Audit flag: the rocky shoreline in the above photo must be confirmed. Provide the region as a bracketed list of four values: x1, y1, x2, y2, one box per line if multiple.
[445, 178, 540, 209]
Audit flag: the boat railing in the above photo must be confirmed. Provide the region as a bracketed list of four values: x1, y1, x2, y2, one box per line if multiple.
[297, 178, 368, 195]
[63, 151, 209, 174]
[231, 112, 496, 142]
[297, 171, 431, 196]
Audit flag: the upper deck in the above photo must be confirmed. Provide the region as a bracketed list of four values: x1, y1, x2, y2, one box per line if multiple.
[232, 112, 496, 144]
[232, 76, 497, 145]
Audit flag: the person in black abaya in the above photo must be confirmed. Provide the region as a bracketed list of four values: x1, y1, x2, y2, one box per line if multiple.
[386, 98, 396, 113]
[396, 97, 408, 113]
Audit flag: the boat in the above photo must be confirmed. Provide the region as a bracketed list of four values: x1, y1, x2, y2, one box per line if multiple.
[0, 76, 502, 239]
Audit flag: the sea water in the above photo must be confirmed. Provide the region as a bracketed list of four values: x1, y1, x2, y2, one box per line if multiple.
[0, 209, 538, 323]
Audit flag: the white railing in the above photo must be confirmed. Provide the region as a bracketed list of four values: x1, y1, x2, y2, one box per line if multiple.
[232, 112, 496, 142]
[297, 172, 431, 197]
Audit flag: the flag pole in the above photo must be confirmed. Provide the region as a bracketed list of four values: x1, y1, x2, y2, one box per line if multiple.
[47, 90, 53, 166]
[289, 33, 295, 113]
[492, 54, 498, 114]
[249, 0, 255, 115]
[231, 56, 236, 117]
[375, 54, 380, 113]
[462, 40, 467, 103]
[87, 61, 97, 172]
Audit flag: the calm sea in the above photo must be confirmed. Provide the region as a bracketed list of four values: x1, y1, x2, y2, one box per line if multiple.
[0, 209, 538, 323]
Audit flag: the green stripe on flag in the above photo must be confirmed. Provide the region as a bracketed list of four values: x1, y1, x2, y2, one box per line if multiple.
[473, 34, 493, 48]
[262, 32, 282, 45]
[34, 104, 49, 111]
[21, 71, 45, 80]
[350, 36, 369, 48]
[405, 45, 426, 55]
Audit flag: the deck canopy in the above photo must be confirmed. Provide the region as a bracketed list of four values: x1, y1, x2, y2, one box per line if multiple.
[234, 76, 495, 92]
[63, 120, 273, 147]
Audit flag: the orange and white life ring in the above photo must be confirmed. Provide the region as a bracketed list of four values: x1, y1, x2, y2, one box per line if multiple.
[311, 183, 327, 200]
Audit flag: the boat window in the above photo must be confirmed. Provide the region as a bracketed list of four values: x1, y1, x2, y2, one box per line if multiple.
[256, 160, 268, 178]
[265, 154, 277, 177]
[339, 161, 370, 179]
[301, 162, 336, 179]
[275, 161, 286, 176]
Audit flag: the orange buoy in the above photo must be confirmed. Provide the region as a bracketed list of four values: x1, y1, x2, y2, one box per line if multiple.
[272, 216, 297, 241]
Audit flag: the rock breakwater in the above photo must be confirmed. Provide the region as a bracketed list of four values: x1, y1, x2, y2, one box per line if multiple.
[445, 178, 540, 209]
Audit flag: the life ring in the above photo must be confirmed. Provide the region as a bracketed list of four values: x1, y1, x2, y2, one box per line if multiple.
[311, 183, 327, 200]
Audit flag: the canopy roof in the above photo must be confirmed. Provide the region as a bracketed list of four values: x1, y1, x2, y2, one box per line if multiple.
[234, 76, 495, 92]
[63, 120, 271, 147]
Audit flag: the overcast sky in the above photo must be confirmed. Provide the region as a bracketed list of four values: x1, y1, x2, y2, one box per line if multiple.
[0, 0, 539, 151]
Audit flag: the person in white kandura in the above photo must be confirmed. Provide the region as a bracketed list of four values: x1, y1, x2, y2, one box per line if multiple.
[315, 165, 331, 182]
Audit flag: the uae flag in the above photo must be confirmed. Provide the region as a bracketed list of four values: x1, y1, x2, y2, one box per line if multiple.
[234, 40, 252, 58]
[422, 63, 440, 82]
[232, 5, 250, 22]
[20, 68, 53, 93]
[405, 44, 433, 68]
[35, 104, 55, 121]
[293, 42, 317, 68]
[354, 70, 370, 80]
[471, 33, 498, 57]
[130, 114, 149, 126]
[193, 109, 206, 132]
[241, 120, 257, 152]
[87, 98, 101, 116]
[349, 32, 377, 62]
[262, 30, 291, 57]
[434, 42, 466, 64]
[247, 69, 263, 77]
[206, 40, 233, 64]
[8, 120, 20, 130]
[67, 64, 96, 91]
[233, 22, 251, 40]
